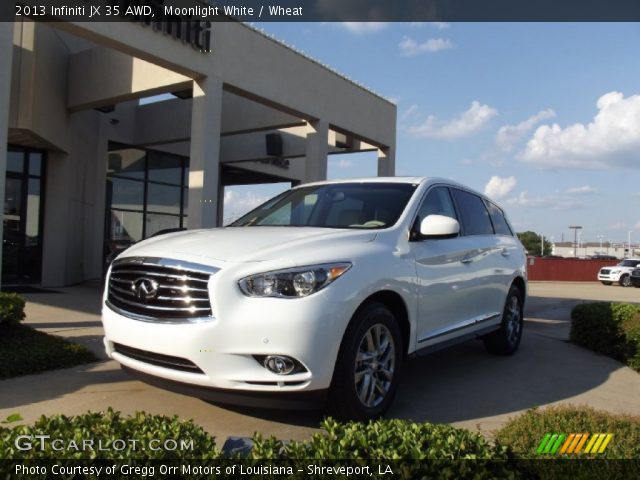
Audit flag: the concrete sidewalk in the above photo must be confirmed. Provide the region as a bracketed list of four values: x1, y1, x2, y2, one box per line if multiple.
[1, 281, 639, 442]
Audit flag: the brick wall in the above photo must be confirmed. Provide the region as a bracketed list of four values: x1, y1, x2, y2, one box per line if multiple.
[527, 257, 619, 282]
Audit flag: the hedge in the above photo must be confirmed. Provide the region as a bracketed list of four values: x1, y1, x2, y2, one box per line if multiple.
[570, 302, 640, 371]
[495, 405, 640, 459]
[0, 292, 25, 325]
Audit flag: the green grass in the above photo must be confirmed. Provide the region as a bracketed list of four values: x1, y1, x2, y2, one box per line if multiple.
[0, 323, 97, 379]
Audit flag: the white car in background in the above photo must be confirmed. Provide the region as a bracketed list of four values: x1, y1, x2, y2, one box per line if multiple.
[597, 259, 640, 286]
[101, 177, 527, 420]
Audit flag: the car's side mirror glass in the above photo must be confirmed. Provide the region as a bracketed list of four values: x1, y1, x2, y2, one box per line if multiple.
[419, 215, 460, 238]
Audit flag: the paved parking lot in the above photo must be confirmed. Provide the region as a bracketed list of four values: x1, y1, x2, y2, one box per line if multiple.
[1, 281, 639, 441]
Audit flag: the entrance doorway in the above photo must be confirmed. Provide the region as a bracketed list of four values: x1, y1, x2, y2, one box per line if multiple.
[3, 147, 45, 284]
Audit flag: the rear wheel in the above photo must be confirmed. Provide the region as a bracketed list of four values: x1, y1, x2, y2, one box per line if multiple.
[484, 285, 523, 356]
[326, 302, 402, 421]
[620, 274, 631, 287]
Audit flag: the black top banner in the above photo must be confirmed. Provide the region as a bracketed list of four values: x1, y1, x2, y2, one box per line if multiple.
[5, 0, 640, 22]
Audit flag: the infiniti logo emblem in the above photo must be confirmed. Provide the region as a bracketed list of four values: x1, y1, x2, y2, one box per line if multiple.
[131, 278, 159, 302]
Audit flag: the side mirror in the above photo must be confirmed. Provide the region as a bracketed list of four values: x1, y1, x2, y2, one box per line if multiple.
[419, 215, 460, 238]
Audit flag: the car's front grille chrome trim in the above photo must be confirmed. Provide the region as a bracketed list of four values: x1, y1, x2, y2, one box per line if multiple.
[107, 257, 218, 323]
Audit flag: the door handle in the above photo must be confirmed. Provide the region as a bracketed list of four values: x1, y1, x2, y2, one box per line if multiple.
[461, 257, 473, 264]
[501, 248, 511, 257]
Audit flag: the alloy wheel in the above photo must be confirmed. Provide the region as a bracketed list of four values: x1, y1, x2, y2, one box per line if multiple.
[354, 324, 396, 408]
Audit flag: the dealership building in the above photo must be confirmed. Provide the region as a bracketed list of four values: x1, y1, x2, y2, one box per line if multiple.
[0, 15, 396, 287]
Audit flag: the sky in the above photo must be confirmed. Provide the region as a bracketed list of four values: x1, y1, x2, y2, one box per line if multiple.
[224, 22, 640, 246]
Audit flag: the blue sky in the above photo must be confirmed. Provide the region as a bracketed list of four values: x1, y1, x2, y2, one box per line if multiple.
[225, 22, 640, 246]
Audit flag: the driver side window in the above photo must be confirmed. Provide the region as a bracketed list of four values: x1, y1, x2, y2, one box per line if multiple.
[412, 186, 458, 239]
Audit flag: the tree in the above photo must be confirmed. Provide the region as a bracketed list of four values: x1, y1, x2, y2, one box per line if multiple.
[517, 231, 552, 256]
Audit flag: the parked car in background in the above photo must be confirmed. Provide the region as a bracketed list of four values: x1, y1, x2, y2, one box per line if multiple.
[101, 177, 527, 420]
[630, 268, 640, 288]
[597, 259, 640, 286]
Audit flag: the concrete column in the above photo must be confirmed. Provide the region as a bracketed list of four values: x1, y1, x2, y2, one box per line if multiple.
[188, 76, 223, 228]
[303, 120, 329, 183]
[377, 146, 396, 177]
[0, 20, 15, 286]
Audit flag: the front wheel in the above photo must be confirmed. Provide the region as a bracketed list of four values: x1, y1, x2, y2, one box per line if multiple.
[484, 286, 524, 356]
[326, 302, 402, 421]
[619, 274, 631, 287]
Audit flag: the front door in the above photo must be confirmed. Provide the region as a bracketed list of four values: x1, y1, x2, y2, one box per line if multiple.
[2, 148, 44, 284]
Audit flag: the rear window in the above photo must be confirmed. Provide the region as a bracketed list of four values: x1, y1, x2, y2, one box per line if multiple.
[485, 201, 513, 236]
[450, 188, 493, 236]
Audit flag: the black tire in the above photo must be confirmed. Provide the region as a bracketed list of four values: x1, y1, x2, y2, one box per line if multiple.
[326, 302, 402, 421]
[484, 285, 524, 356]
[601, 281, 612, 286]
[619, 275, 631, 287]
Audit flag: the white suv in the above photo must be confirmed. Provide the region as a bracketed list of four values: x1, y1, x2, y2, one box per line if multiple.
[102, 177, 527, 420]
[597, 259, 640, 286]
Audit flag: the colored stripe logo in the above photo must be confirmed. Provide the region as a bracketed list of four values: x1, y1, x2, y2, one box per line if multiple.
[536, 433, 613, 454]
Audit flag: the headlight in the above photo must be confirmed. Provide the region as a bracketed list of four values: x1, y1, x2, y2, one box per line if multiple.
[610, 269, 621, 274]
[238, 263, 352, 298]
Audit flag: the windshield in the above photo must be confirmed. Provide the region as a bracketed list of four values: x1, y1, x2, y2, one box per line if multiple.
[619, 260, 640, 267]
[230, 183, 418, 229]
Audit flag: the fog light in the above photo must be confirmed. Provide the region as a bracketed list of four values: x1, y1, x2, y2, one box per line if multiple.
[264, 355, 296, 375]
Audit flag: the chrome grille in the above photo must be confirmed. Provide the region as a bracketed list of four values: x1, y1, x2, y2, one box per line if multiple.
[107, 257, 217, 322]
[600, 269, 610, 275]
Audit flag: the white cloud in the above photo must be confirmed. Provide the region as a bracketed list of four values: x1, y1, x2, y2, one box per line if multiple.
[505, 191, 586, 210]
[399, 36, 453, 56]
[484, 176, 517, 199]
[520, 91, 640, 168]
[566, 185, 597, 194]
[339, 22, 388, 34]
[399, 104, 419, 122]
[495, 109, 556, 151]
[408, 101, 497, 139]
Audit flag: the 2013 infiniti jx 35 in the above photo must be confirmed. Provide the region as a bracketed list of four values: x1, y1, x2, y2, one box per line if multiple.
[102, 177, 527, 420]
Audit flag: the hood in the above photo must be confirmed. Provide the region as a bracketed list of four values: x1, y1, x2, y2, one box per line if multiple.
[120, 227, 378, 263]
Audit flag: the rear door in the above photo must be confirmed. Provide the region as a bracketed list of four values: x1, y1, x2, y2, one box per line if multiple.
[410, 186, 476, 345]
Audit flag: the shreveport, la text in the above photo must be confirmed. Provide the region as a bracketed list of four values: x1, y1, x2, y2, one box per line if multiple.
[14, 435, 194, 452]
[16, 463, 392, 477]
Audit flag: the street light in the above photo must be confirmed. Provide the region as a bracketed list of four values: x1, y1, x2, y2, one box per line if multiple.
[596, 234, 604, 254]
[569, 226, 582, 258]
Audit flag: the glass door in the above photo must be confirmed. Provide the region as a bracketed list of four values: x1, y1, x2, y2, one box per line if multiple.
[2, 148, 44, 284]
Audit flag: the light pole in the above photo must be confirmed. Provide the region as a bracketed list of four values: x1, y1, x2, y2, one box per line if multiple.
[597, 234, 604, 254]
[569, 226, 582, 258]
[629, 230, 632, 258]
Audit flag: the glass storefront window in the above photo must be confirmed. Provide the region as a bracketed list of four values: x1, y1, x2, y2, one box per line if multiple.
[26, 179, 40, 242]
[110, 177, 144, 211]
[107, 148, 146, 179]
[109, 210, 143, 243]
[7, 150, 24, 173]
[28, 153, 42, 177]
[146, 213, 181, 237]
[147, 183, 181, 215]
[148, 151, 183, 185]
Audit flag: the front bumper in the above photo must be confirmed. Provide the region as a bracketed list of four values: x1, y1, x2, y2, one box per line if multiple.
[597, 273, 621, 282]
[101, 277, 354, 397]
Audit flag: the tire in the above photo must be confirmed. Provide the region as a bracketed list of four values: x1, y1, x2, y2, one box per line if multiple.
[619, 274, 631, 287]
[326, 302, 402, 421]
[601, 282, 612, 286]
[484, 285, 524, 356]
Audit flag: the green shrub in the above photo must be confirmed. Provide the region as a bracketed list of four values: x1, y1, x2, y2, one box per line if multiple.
[0, 292, 25, 325]
[570, 302, 640, 371]
[495, 405, 640, 459]
[0, 323, 97, 379]
[0, 408, 221, 459]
